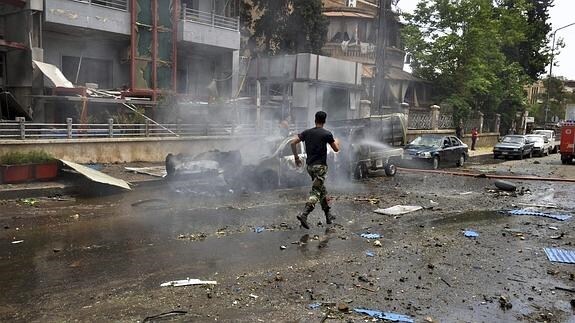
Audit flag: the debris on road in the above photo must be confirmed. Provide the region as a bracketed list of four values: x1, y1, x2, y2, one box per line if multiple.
[464, 230, 479, 238]
[254, 227, 265, 233]
[249, 293, 259, 299]
[550, 233, 564, 240]
[160, 278, 217, 287]
[60, 159, 131, 190]
[365, 251, 375, 257]
[308, 303, 321, 310]
[280, 245, 287, 250]
[494, 180, 516, 192]
[507, 209, 572, 221]
[125, 166, 166, 178]
[459, 191, 473, 195]
[353, 308, 414, 323]
[142, 310, 187, 322]
[373, 240, 382, 247]
[373, 205, 422, 216]
[499, 296, 513, 310]
[11, 240, 23, 244]
[354, 197, 380, 204]
[18, 198, 38, 207]
[544, 248, 575, 264]
[360, 233, 382, 239]
[131, 198, 169, 208]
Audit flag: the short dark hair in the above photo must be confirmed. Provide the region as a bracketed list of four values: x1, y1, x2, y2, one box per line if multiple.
[315, 111, 327, 124]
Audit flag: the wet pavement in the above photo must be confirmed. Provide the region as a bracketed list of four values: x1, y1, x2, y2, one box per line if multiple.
[1, 154, 575, 322]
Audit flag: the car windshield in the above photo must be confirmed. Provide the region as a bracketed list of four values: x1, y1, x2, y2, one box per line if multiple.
[527, 136, 543, 143]
[409, 136, 442, 147]
[502, 136, 524, 144]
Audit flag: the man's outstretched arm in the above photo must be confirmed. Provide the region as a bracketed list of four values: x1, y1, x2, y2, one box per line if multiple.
[291, 136, 303, 167]
[330, 139, 340, 152]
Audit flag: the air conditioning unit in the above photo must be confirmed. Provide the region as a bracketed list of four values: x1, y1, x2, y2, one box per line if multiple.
[347, 0, 357, 7]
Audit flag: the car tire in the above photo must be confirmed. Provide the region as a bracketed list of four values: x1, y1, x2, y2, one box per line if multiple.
[528, 150, 533, 158]
[384, 163, 397, 176]
[456, 154, 465, 167]
[561, 157, 567, 164]
[519, 151, 523, 160]
[353, 162, 368, 180]
[432, 156, 440, 170]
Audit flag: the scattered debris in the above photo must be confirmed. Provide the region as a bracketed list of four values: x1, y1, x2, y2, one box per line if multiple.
[160, 278, 217, 287]
[494, 180, 516, 192]
[373, 205, 422, 216]
[544, 248, 575, 264]
[125, 166, 167, 178]
[507, 209, 572, 221]
[177, 233, 208, 241]
[308, 303, 321, 310]
[463, 230, 479, 238]
[549, 226, 559, 231]
[440, 277, 452, 287]
[353, 308, 414, 323]
[18, 198, 38, 206]
[459, 192, 473, 195]
[11, 240, 23, 244]
[354, 284, 377, 293]
[365, 251, 375, 257]
[550, 233, 564, 240]
[373, 240, 382, 247]
[355, 197, 380, 204]
[249, 293, 259, 299]
[337, 303, 350, 312]
[142, 310, 187, 322]
[60, 159, 131, 190]
[516, 203, 558, 209]
[280, 245, 287, 250]
[499, 296, 513, 310]
[360, 233, 382, 239]
[555, 286, 575, 293]
[254, 227, 265, 233]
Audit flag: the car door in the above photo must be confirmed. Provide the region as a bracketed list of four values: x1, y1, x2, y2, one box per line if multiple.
[440, 137, 453, 162]
[449, 137, 463, 160]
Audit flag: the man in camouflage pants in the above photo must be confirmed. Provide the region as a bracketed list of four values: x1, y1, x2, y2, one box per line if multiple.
[291, 111, 340, 229]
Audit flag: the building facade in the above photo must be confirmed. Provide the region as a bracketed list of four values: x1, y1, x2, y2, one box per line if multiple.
[0, 0, 241, 122]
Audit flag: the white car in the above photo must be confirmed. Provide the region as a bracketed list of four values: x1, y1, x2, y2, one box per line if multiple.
[525, 134, 551, 157]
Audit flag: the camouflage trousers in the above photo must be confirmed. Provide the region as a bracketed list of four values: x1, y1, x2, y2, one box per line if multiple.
[306, 164, 329, 211]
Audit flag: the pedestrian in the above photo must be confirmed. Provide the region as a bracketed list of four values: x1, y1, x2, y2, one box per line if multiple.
[291, 111, 340, 229]
[455, 121, 463, 140]
[471, 127, 478, 151]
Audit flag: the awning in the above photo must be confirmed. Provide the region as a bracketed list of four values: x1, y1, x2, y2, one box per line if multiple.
[323, 11, 374, 18]
[33, 60, 74, 88]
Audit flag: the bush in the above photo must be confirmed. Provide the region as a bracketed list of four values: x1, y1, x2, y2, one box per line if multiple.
[0, 151, 56, 165]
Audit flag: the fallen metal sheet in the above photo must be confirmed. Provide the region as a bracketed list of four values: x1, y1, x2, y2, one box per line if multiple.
[374, 205, 423, 216]
[464, 230, 479, 238]
[60, 160, 131, 190]
[125, 166, 167, 178]
[354, 308, 414, 323]
[33, 60, 74, 88]
[160, 278, 217, 287]
[360, 233, 382, 239]
[507, 209, 572, 221]
[544, 248, 575, 264]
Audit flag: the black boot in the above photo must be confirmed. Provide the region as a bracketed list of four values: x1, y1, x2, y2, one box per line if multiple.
[297, 203, 314, 229]
[323, 207, 335, 224]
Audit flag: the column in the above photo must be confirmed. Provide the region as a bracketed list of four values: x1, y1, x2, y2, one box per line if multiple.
[430, 105, 440, 130]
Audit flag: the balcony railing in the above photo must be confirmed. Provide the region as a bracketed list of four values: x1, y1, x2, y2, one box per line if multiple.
[181, 5, 239, 31]
[71, 0, 128, 11]
[322, 43, 376, 64]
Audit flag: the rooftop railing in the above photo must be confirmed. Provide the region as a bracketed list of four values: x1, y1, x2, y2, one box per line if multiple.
[181, 5, 239, 31]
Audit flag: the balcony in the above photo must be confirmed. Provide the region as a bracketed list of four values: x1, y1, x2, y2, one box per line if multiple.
[45, 0, 130, 35]
[322, 43, 376, 65]
[178, 5, 240, 50]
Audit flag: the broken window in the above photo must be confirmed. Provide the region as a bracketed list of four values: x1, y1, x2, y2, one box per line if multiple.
[62, 56, 113, 89]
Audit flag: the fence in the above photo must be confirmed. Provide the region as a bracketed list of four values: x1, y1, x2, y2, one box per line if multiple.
[407, 110, 432, 129]
[181, 6, 239, 31]
[438, 113, 454, 129]
[72, 0, 128, 11]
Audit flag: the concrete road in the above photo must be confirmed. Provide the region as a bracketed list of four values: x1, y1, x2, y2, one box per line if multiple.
[1, 154, 574, 322]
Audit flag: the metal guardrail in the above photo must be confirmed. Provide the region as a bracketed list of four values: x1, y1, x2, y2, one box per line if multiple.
[181, 6, 239, 31]
[71, 0, 128, 11]
[0, 119, 306, 140]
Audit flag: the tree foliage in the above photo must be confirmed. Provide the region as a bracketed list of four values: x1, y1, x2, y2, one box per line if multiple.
[242, 0, 329, 56]
[402, 0, 553, 125]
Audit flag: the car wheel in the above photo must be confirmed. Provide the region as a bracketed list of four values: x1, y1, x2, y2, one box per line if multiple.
[384, 163, 396, 176]
[561, 157, 567, 164]
[353, 162, 368, 180]
[519, 151, 524, 160]
[528, 150, 533, 158]
[456, 154, 465, 167]
[432, 156, 440, 170]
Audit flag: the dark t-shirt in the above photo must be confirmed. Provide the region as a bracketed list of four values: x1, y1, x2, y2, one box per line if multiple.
[298, 127, 335, 166]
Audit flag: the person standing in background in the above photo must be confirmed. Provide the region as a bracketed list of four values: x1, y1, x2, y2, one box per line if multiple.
[471, 127, 478, 150]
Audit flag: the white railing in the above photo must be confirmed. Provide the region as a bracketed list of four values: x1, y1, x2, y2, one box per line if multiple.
[71, 0, 128, 11]
[181, 6, 239, 31]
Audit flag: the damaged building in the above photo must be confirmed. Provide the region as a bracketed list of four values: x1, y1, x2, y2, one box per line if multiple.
[0, 0, 241, 123]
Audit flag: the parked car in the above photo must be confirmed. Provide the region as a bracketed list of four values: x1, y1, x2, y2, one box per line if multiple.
[402, 135, 468, 169]
[532, 129, 560, 153]
[525, 134, 551, 157]
[493, 135, 534, 159]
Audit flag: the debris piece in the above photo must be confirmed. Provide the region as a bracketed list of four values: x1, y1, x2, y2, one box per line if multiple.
[60, 159, 131, 190]
[440, 277, 451, 287]
[549, 226, 559, 231]
[516, 203, 558, 209]
[366, 251, 375, 257]
[142, 310, 187, 322]
[507, 209, 572, 221]
[280, 245, 287, 250]
[424, 317, 436, 323]
[429, 200, 439, 206]
[554, 286, 575, 293]
[550, 233, 564, 240]
[249, 294, 259, 299]
[354, 284, 377, 293]
[373, 240, 382, 247]
[373, 205, 422, 216]
[494, 180, 516, 192]
[464, 230, 479, 238]
[125, 166, 167, 178]
[360, 233, 382, 239]
[355, 197, 380, 204]
[499, 296, 513, 310]
[254, 227, 265, 233]
[354, 308, 414, 323]
[544, 248, 575, 264]
[11, 240, 23, 244]
[53, 248, 61, 253]
[18, 198, 38, 206]
[338, 303, 350, 312]
[160, 278, 217, 287]
[131, 199, 168, 208]
[308, 303, 321, 310]
[459, 192, 473, 195]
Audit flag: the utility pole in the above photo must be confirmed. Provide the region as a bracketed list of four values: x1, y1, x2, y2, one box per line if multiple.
[373, 0, 390, 115]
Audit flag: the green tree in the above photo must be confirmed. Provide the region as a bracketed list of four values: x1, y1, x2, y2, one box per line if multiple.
[247, 0, 328, 55]
[529, 77, 575, 124]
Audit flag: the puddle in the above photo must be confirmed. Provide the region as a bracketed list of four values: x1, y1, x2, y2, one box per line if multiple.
[427, 211, 506, 226]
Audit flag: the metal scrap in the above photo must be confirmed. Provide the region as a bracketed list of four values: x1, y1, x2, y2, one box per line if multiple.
[507, 209, 572, 221]
[160, 278, 217, 287]
[354, 308, 414, 323]
[544, 248, 575, 264]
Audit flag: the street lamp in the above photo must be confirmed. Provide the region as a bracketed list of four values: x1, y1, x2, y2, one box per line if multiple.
[545, 22, 575, 128]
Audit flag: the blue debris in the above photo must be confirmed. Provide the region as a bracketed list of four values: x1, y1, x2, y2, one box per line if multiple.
[507, 209, 572, 221]
[308, 303, 321, 310]
[360, 233, 382, 239]
[354, 308, 414, 323]
[254, 227, 265, 233]
[365, 251, 375, 257]
[464, 230, 479, 238]
[544, 247, 575, 264]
